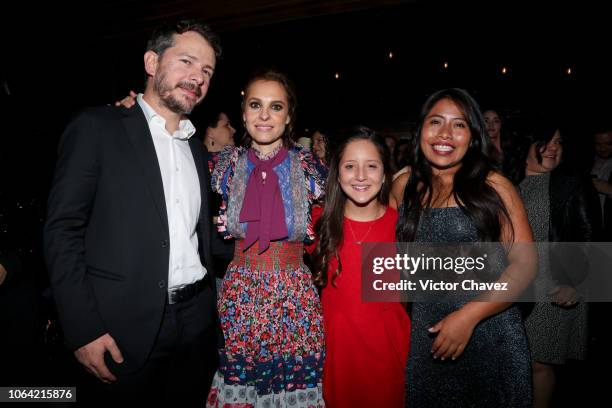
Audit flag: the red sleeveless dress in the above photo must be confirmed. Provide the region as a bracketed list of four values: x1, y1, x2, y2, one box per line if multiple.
[311, 206, 411, 407]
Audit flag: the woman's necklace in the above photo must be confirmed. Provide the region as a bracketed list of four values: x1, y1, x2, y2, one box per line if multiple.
[251, 143, 283, 185]
[346, 206, 384, 245]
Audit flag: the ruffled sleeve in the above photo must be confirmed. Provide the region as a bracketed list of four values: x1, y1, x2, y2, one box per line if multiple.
[211, 146, 237, 196]
[305, 205, 324, 254]
[211, 145, 241, 239]
[295, 146, 327, 243]
[298, 146, 326, 202]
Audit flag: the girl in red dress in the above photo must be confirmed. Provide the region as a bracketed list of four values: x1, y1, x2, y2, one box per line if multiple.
[309, 126, 410, 407]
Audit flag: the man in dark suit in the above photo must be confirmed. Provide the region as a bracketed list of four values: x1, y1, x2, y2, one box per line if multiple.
[44, 20, 221, 405]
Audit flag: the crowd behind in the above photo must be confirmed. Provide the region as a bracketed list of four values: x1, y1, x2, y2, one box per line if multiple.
[1, 19, 612, 408]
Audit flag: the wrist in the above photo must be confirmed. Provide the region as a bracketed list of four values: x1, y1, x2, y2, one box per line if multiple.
[459, 302, 495, 325]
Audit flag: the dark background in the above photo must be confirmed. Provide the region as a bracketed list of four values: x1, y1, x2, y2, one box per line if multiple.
[0, 1, 610, 401]
[2, 1, 610, 198]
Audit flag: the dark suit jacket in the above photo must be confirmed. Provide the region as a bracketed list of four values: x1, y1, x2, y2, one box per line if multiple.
[44, 105, 216, 374]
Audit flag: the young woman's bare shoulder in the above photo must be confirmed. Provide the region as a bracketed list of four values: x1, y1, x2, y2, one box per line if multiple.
[487, 171, 514, 191]
[486, 171, 522, 209]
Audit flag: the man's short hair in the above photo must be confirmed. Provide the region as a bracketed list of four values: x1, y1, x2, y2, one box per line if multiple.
[146, 19, 222, 59]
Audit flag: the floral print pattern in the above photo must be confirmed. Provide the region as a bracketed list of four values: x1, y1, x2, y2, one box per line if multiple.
[207, 144, 326, 407]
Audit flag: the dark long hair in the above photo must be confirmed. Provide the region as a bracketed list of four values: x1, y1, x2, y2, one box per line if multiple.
[482, 108, 516, 174]
[241, 68, 297, 148]
[396, 88, 512, 242]
[505, 118, 561, 185]
[311, 126, 392, 288]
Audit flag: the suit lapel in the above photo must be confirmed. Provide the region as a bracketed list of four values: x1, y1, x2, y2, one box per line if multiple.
[121, 107, 169, 235]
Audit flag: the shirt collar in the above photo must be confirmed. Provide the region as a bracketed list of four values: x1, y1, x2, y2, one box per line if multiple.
[136, 93, 196, 140]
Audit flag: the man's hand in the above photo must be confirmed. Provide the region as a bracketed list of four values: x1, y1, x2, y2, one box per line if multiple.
[114, 90, 138, 108]
[593, 179, 612, 195]
[74, 333, 124, 383]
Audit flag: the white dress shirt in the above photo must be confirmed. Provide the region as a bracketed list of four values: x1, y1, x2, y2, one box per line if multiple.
[137, 94, 207, 290]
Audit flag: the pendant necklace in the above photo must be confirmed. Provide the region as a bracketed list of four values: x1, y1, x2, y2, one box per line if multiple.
[346, 207, 383, 245]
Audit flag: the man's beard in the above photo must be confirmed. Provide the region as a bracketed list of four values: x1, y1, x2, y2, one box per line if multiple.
[154, 72, 202, 115]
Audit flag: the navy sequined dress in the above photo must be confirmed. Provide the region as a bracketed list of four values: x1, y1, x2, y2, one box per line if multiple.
[405, 207, 532, 408]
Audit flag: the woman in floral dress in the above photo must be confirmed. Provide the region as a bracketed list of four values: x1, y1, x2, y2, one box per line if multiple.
[206, 69, 326, 407]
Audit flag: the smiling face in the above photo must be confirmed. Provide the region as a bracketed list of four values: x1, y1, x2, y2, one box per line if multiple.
[420, 98, 472, 172]
[145, 31, 216, 115]
[526, 130, 563, 174]
[242, 79, 291, 154]
[338, 139, 385, 209]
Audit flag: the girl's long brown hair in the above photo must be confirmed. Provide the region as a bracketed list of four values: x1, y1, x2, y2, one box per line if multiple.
[311, 126, 391, 288]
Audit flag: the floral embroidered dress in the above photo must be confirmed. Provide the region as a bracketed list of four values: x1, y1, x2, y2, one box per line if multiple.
[207, 144, 326, 408]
